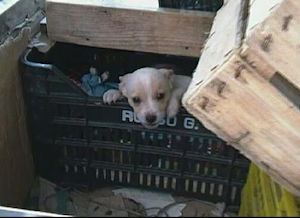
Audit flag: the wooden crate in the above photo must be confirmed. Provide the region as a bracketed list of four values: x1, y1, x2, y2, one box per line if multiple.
[45, 0, 215, 57]
[183, 0, 300, 196]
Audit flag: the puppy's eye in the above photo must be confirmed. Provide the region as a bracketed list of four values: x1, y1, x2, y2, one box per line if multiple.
[132, 97, 141, 104]
[156, 93, 165, 101]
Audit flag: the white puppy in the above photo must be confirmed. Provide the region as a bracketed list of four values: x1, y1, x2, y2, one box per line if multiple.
[103, 67, 191, 129]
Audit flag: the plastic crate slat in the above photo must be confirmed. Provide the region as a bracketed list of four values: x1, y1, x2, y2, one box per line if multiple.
[136, 145, 183, 157]
[49, 95, 87, 104]
[60, 158, 89, 165]
[136, 166, 181, 177]
[90, 161, 134, 172]
[185, 152, 233, 164]
[182, 173, 236, 185]
[88, 120, 217, 137]
[53, 117, 86, 126]
[89, 140, 134, 151]
[55, 138, 88, 146]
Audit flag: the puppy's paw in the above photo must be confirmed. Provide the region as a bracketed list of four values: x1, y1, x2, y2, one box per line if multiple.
[103, 89, 122, 104]
[167, 98, 180, 118]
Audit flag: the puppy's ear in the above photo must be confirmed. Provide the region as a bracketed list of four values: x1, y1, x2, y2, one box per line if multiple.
[119, 74, 131, 97]
[158, 69, 174, 79]
[158, 68, 174, 88]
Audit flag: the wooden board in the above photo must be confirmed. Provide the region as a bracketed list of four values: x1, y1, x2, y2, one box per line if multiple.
[241, 0, 300, 90]
[0, 0, 44, 206]
[0, 0, 19, 14]
[183, 0, 300, 196]
[0, 0, 45, 44]
[0, 28, 35, 206]
[46, 0, 214, 57]
[183, 0, 247, 102]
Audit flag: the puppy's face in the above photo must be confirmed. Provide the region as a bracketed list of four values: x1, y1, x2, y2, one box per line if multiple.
[119, 67, 174, 129]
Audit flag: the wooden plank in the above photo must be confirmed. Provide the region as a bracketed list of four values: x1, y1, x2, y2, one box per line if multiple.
[47, 0, 160, 10]
[0, 0, 45, 44]
[183, 0, 247, 102]
[0, 0, 19, 14]
[183, 0, 300, 196]
[0, 0, 43, 206]
[0, 28, 35, 206]
[46, 0, 214, 57]
[241, 0, 300, 89]
[245, 0, 284, 37]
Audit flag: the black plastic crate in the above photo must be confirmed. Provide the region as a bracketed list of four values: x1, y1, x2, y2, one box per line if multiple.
[158, 0, 223, 12]
[20, 43, 249, 209]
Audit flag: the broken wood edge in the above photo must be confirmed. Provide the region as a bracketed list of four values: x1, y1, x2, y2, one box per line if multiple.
[245, 0, 284, 38]
[183, 0, 249, 106]
[0, 0, 45, 44]
[182, 49, 237, 106]
[242, 0, 300, 90]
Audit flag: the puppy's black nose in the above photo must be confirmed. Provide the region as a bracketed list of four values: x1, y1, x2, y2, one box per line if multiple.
[146, 114, 157, 124]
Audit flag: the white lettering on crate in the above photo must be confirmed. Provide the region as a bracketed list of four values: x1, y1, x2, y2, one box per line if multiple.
[121, 110, 200, 130]
[122, 110, 140, 123]
[184, 117, 195, 129]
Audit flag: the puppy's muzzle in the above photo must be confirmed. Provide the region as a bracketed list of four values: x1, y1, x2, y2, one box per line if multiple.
[146, 114, 157, 124]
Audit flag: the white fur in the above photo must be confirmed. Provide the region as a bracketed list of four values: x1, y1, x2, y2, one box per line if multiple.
[103, 89, 123, 104]
[167, 75, 192, 117]
[103, 67, 191, 129]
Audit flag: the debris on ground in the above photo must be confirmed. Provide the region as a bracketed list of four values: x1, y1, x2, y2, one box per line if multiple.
[25, 177, 236, 217]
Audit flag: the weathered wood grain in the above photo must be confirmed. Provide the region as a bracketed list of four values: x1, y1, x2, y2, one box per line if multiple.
[242, 0, 300, 89]
[183, 0, 300, 196]
[46, 0, 214, 57]
[183, 0, 247, 102]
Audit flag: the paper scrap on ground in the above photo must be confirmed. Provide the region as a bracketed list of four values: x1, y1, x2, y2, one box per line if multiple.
[113, 188, 186, 217]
